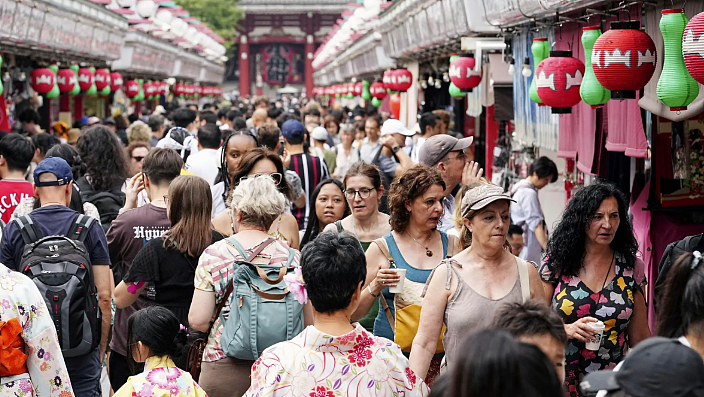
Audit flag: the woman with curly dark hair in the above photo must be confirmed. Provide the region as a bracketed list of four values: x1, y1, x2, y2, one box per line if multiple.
[76, 125, 130, 231]
[351, 164, 458, 386]
[538, 182, 649, 396]
[409, 182, 543, 382]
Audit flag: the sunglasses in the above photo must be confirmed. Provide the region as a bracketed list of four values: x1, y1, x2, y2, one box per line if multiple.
[240, 172, 283, 185]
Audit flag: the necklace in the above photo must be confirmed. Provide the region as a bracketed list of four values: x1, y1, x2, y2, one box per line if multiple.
[410, 231, 434, 257]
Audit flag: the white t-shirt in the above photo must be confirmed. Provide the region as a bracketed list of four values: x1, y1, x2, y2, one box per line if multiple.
[185, 148, 220, 185]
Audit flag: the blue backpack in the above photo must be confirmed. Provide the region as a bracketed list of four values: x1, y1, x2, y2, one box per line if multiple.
[219, 237, 304, 360]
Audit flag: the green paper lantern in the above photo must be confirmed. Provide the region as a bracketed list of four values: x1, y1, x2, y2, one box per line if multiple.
[0, 55, 3, 95]
[100, 85, 111, 97]
[371, 97, 381, 107]
[86, 66, 97, 96]
[657, 9, 699, 111]
[449, 82, 466, 98]
[530, 38, 550, 104]
[69, 65, 80, 95]
[135, 80, 145, 101]
[47, 64, 60, 99]
[362, 80, 371, 101]
[580, 27, 610, 108]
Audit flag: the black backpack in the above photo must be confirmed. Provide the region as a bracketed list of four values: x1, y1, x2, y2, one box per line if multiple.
[76, 177, 126, 233]
[654, 233, 704, 309]
[15, 213, 101, 357]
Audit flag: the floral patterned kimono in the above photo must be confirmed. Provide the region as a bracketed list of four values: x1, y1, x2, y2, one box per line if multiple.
[245, 323, 429, 397]
[113, 356, 207, 397]
[0, 263, 74, 397]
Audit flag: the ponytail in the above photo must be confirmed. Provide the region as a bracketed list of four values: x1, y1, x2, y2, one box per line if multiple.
[656, 251, 704, 338]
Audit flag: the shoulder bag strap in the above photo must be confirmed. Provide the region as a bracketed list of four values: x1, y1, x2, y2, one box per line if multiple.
[209, 237, 276, 327]
[516, 257, 531, 303]
[15, 215, 43, 245]
[371, 237, 396, 334]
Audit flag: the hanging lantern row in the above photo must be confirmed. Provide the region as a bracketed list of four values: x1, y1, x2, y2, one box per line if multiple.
[449, 53, 482, 93]
[313, 82, 371, 100]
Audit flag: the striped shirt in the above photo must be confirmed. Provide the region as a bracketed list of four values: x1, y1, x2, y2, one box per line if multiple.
[194, 237, 301, 362]
[288, 153, 329, 230]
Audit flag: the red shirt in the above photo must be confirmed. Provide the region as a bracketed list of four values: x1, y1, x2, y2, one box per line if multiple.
[0, 180, 34, 224]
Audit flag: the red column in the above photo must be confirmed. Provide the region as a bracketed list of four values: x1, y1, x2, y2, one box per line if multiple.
[305, 34, 315, 97]
[484, 105, 498, 180]
[60, 96, 70, 112]
[239, 35, 250, 98]
[73, 95, 83, 124]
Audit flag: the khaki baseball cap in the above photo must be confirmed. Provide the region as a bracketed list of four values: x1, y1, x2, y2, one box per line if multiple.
[460, 184, 515, 215]
[419, 134, 473, 166]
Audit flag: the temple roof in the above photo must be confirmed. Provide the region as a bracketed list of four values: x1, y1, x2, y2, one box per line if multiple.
[239, 0, 349, 14]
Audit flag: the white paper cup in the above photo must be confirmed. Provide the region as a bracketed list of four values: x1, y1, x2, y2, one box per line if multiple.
[585, 320, 605, 351]
[387, 269, 407, 294]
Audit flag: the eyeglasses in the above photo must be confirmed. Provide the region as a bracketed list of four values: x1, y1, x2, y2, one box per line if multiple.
[446, 151, 466, 162]
[132, 156, 145, 162]
[240, 172, 283, 185]
[344, 188, 373, 200]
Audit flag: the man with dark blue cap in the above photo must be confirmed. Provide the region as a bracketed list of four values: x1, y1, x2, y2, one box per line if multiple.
[0, 156, 112, 397]
[281, 119, 329, 230]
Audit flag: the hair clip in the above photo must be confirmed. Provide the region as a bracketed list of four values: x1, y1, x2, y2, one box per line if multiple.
[692, 251, 702, 270]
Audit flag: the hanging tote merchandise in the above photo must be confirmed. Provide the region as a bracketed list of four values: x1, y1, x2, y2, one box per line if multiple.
[219, 237, 303, 360]
[373, 238, 446, 354]
[15, 214, 101, 358]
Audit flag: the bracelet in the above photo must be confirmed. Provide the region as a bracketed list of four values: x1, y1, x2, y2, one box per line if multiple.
[367, 284, 379, 298]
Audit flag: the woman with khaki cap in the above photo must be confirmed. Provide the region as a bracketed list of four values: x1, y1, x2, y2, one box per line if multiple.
[408, 183, 544, 380]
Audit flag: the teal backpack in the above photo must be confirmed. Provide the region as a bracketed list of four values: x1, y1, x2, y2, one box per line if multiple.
[219, 237, 304, 360]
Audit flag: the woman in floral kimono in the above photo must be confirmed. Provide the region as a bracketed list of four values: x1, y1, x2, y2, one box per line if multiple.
[246, 232, 429, 397]
[113, 306, 206, 397]
[0, 262, 74, 397]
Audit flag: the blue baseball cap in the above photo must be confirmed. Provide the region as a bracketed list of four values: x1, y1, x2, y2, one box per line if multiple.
[34, 157, 74, 187]
[281, 119, 305, 143]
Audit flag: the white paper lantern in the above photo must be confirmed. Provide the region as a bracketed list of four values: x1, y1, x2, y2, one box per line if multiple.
[186, 27, 198, 43]
[136, 0, 156, 18]
[154, 9, 172, 26]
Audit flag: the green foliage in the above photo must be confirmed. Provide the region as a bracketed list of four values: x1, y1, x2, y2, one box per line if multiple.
[176, 0, 243, 48]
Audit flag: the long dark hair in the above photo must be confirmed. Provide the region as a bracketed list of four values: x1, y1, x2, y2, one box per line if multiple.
[76, 125, 130, 191]
[215, 130, 258, 202]
[301, 178, 350, 247]
[657, 252, 704, 338]
[448, 331, 563, 397]
[544, 182, 638, 277]
[126, 306, 186, 370]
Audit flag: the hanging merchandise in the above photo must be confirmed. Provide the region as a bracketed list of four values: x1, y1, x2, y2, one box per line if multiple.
[371, 97, 381, 107]
[69, 65, 80, 95]
[57, 69, 77, 94]
[31, 68, 55, 94]
[684, 11, 704, 84]
[86, 67, 98, 96]
[47, 65, 60, 99]
[362, 80, 371, 101]
[529, 38, 550, 104]
[593, 21, 656, 99]
[370, 81, 387, 99]
[535, 51, 585, 114]
[449, 53, 482, 92]
[125, 80, 140, 98]
[580, 27, 610, 108]
[658, 9, 699, 111]
[392, 69, 413, 92]
[110, 72, 123, 92]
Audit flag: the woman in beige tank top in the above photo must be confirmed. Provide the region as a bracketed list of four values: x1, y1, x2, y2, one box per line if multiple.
[408, 184, 545, 380]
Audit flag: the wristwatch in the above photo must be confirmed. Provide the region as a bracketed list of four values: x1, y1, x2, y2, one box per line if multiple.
[391, 145, 401, 154]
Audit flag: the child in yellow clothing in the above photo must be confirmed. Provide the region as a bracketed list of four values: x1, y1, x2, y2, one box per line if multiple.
[113, 306, 206, 397]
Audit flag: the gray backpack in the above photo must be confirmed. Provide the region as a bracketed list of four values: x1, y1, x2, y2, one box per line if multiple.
[219, 237, 303, 360]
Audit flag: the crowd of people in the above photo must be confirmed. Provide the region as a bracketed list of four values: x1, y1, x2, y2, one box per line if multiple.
[0, 97, 703, 397]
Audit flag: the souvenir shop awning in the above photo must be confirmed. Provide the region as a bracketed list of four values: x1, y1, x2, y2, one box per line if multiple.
[484, 0, 607, 27]
[0, 0, 128, 63]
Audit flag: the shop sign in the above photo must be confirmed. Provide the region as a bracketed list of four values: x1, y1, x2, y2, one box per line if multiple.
[0, 0, 16, 39]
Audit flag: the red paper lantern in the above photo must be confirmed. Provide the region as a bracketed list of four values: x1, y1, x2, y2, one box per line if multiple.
[592, 21, 656, 99]
[94, 69, 111, 90]
[370, 82, 387, 99]
[160, 82, 169, 95]
[195, 86, 202, 96]
[449, 55, 482, 92]
[392, 69, 413, 92]
[353, 82, 364, 96]
[535, 51, 586, 114]
[77, 68, 94, 92]
[144, 82, 155, 98]
[110, 72, 123, 91]
[57, 69, 76, 94]
[325, 86, 335, 96]
[125, 80, 140, 98]
[31, 68, 55, 94]
[684, 12, 704, 85]
[174, 83, 184, 96]
[382, 70, 393, 90]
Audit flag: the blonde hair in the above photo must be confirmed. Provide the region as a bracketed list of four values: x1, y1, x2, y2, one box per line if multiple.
[457, 178, 492, 249]
[128, 122, 151, 143]
[230, 175, 286, 230]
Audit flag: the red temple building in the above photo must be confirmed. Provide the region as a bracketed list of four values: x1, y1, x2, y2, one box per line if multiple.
[235, 0, 348, 98]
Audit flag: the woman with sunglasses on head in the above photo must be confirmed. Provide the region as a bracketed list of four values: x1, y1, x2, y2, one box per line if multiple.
[300, 178, 349, 248]
[212, 148, 300, 249]
[323, 162, 391, 332]
[211, 130, 259, 217]
[113, 175, 224, 369]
